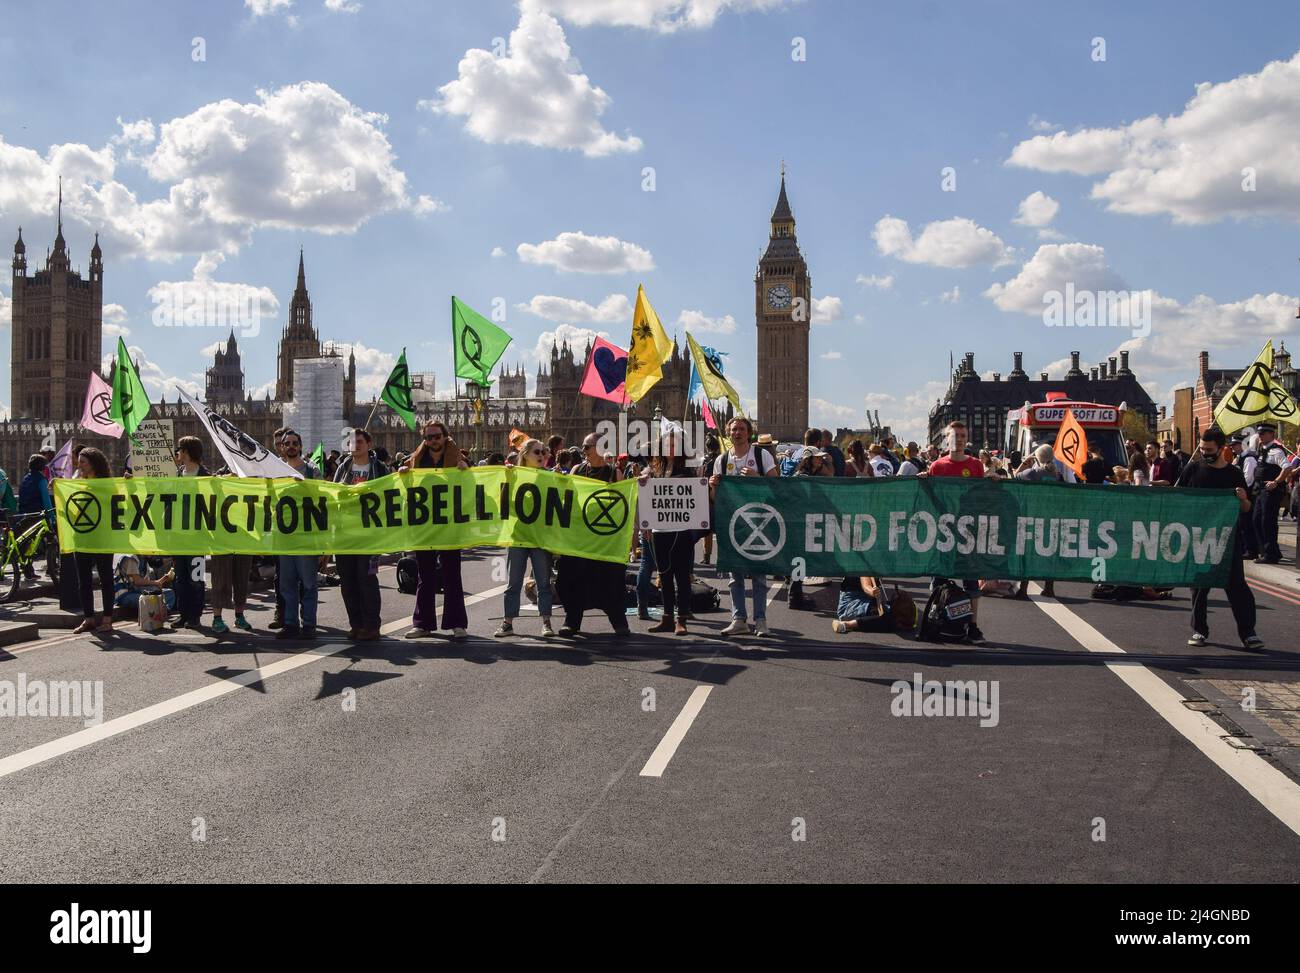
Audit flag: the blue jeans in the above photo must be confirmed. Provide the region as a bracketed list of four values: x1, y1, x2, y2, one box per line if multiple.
[504, 547, 553, 618]
[836, 589, 877, 621]
[636, 544, 655, 610]
[728, 572, 768, 622]
[116, 588, 177, 612]
[278, 555, 318, 628]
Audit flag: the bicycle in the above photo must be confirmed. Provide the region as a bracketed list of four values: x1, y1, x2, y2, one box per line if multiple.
[1, 511, 60, 602]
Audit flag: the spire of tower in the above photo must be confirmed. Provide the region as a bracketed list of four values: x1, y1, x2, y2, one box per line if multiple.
[297, 246, 306, 290]
[53, 176, 66, 252]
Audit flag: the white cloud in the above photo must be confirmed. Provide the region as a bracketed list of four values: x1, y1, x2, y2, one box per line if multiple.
[349, 342, 397, 399]
[518, 293, 631, 323]
[811, 295, 843, 324]
[873, 215, 1013, 268]
[517, 230, 653, 273]
[531, 0, 798, 32]
[1007, 50, 1300, 224]
[855, 273, 894, 290]
[491, 246, 507, 258]
[858, 380, 949, 446]
[677, 309, 737, 334]
[810, 397, 858, 427]
[1027, 113, 1057, 133]
[147, 255, 281, 333]
[104, 344, 203, 400]
[103, 303, 131, 339]
[426, 9, 642, 157]
[530, 322, 613, 363]
[245, 0, 293, 16]
[982, 243, 1125, 314]
[0, 283, 10, 331]
[820, 350, 842, 360]
[0, 83, 433, 264]
[938, 285, 960, 304]
[1013, 190, 1060, 230]
[323, 0, 361, 12]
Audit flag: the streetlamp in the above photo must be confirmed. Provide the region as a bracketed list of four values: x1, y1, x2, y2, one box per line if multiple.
[467, 379, 485, 460]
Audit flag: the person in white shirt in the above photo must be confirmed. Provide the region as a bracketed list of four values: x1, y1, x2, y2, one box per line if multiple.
[868, 444, 894, 478]
[709, 417, 778, 637]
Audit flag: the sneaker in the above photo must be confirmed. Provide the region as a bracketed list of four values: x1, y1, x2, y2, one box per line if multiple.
[965, 625, 986, 645]
[1243, 634, 1265, 650]
[1187, 632, 1208, 646]
[274, 626, 301, 640]
[557, 625, 580, 637]
[540, 620, 555, 637]
[752, 620, 770, 637]
[493, 622, 514, 638]
[233, 615, 254, 632]
[720, 619, 751, 636]
[831, 619, 849, 635]
[211, 618, 229, 635]
[268, 616, 284, 630]
[451, 627, 468, 641]
[355, 628, 380, 642]
[301, 626, 317, 640]
[405, 627, 434, 639]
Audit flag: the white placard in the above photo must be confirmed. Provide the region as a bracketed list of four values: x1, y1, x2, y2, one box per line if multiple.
[636, 477, 710, 532]
[130, 419, 175, 478]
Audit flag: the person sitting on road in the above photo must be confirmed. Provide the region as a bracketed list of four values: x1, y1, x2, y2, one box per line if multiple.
[831, 577, 915, 635]
[114, 555, 177, 613]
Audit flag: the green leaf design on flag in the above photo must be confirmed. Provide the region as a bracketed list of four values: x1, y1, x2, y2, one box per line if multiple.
[452, 296, 511, 386]
[108, 336, 151, 439]
[310, 442, 325, 470]
[381, 348, 417, 432]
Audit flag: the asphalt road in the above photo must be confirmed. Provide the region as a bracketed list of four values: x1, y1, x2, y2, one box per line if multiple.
[1, 544, 1298, 883]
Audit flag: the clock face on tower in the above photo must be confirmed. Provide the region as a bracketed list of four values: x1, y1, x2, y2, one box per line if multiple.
[767, 284, 792, 310]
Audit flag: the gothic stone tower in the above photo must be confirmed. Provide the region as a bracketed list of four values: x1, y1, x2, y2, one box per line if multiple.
[754, 169, 810, 442]
[206, 329, 246, 406]
[275, 248, 321, 401]
[10, 187, 103, 420]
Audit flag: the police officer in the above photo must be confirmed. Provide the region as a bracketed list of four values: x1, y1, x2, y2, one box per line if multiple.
[1252, 423, 1289, 564]
[1228, 434, 1259, 559]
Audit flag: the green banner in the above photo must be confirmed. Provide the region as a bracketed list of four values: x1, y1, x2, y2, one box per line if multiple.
[715, 478, 1239, 587]
[55, 468, 637, 563]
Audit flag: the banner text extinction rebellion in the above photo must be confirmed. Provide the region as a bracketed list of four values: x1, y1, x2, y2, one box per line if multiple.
[53, 468, 638, 563]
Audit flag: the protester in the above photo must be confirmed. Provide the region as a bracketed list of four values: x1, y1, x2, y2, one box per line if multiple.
[1229, 434, 1259, 559]
[868, 444, 894, 478]
[898, 443, 925, 476]
[545, 435, 564, 470]
[271, 429, 321, 640]
[634, 454, 663, 620]
[700, 435, 721, 564]
[789, 448, 832, 610]
[880, 435, 901, 473]
[1161, 440, 1183, 482]
[1176, 426, 1262, 649]
[267, 426, 291, 630]
[172, 436, 210, 631]
[925, 420, 986, 643]
[114, 555, 176, 613]
[709, 416, 778, 637]
[821, 429, 847, 476]
[1129, 449, 1151, 487]
[18, 454, 53, 525]
[0, 464, 15, 517]
[1250, 423, 1289, 564]
[496, 438, 556, 638]
[845, 441, 868, 477]
[831, 576, 907, 634]
[333, 428, 390, 640]
[641, 432, 696, 635]
[39, 446, 55, 483]
[72, 447, 116, 635]
[403, 420, 470, 640]
[553, 433, 630, 637]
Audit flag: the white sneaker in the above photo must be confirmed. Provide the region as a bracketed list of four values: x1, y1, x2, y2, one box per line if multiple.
[720, 619, 751, 636]
[752, 621, 770, 637]
[451, 627, 468, 641]
[831, 619, 849, 635]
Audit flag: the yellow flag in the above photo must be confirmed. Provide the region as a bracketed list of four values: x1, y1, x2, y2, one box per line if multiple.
[1213, 341, 1299, 434]
[625, 284, 672, 403]
[686, 331, 742, 414]
[1053, 408, 1088, 480]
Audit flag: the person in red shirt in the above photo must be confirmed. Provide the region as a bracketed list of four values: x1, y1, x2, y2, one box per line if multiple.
[925, 420, 986, 643]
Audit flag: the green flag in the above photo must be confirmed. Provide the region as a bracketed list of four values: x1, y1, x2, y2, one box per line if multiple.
[380, 348, 418, 432]
[310, 442, 325, 469]
[108, 336, 150, 439]
[452, 296, 511, 386]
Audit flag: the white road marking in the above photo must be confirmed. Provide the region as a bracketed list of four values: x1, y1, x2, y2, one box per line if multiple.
[0, 584, 508, 781]
[1026, 583, 1300, 838]
[639, 685, 713, 778]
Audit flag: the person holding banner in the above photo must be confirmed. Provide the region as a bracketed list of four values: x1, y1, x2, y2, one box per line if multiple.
[709, 416, 778, 637]
[555, 433, 631, 638]
[1176, 427, 1262, 649]
[172, 437, 211, 631]
[272, 429, 321, 640]
[926, 420, 987, 644]
[640, 431, 696, 636]
[495, 439, 556, 639]
[334, 429, 390, 641]
[71, 447, 116, 635]
[402, 421, 470, 641]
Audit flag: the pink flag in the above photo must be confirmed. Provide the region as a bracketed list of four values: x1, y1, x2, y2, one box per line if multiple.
[701, 397, 717, 430]
[81, 370, 124, 438]
[579, 337, 629, 405]
[50, 439, 74, 478]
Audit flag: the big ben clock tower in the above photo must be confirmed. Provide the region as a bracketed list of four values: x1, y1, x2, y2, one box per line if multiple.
[755, 166, 810, 441]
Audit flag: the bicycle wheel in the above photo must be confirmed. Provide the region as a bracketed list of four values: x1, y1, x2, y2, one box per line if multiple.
[2, 545, 23, 602]
[44, 533, 60, 585]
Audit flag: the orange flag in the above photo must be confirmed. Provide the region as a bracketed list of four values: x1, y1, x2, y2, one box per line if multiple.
[1053, 408, 1088, 480]
[508, 428, 529, 450]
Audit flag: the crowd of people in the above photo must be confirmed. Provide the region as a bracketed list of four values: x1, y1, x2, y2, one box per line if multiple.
[3, 412, 1296, 652]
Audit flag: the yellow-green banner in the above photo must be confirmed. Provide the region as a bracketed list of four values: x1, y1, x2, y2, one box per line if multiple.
[54, 468, 637, 563]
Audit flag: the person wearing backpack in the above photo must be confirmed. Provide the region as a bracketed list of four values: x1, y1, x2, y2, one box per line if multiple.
[709, 416, 778, 637]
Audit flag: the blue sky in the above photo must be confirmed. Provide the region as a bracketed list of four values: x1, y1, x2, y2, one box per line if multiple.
[3, 0, 1299, 442]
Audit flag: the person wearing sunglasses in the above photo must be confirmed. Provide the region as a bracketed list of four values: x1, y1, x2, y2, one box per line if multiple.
[402, 420, 471, 640]
[333, 428, 391, 641]
[495, 439, 556, 638]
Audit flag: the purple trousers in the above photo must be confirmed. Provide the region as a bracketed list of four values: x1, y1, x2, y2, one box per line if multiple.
[413, 549, 468, 631]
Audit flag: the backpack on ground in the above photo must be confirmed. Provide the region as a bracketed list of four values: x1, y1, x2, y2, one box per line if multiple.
[915, 581, 973, 642]
[396, 555, 420, 595]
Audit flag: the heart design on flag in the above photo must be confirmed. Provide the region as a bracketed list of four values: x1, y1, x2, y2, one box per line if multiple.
[594, 346, 627, 393]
